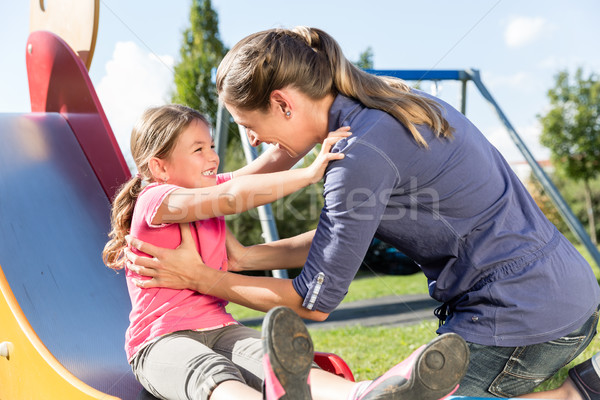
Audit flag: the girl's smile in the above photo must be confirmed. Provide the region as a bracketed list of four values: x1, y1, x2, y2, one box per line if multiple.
[160, 119, 219, 188]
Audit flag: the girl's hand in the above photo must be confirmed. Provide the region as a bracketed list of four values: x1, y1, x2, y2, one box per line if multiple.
[125, 223, 206, 291]
[306, 126, 351, 183]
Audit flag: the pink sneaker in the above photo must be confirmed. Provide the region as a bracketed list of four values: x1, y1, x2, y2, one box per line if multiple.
[262, 306, 313, 400]
[354, 333, 469, 400]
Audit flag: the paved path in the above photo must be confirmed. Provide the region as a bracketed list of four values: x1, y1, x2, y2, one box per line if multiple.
[239, 293, 441, 330]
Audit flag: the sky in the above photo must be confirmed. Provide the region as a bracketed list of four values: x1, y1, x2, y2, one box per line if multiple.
[1, 0, 599, 168]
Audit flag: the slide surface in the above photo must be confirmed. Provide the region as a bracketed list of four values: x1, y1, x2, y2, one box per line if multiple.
[0, 113, 142, 399]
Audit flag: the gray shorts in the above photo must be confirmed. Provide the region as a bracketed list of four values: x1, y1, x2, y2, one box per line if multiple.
[130, 324, 264, 400]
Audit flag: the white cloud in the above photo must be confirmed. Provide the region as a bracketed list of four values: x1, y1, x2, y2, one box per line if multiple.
[96, 41, 174, 169]
[484, 122, 549, 164]
[485, 71, 530, 89]
[504, 16, 550, 48]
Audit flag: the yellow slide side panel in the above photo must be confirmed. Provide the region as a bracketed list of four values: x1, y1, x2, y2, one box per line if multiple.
[0, 266, 119, 400]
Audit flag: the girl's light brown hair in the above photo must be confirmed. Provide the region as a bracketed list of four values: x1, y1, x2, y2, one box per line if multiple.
[216, 26, 453, 147]
[102, 104, 209, 270]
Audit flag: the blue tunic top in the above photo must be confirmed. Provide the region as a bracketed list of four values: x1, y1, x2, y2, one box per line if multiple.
[292, 92, 600, 347]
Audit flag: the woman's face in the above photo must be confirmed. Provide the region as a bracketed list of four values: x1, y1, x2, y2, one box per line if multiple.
[224, 92, 322, 158]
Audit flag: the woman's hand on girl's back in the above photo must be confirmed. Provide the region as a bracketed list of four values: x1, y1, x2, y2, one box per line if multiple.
[306, 126, 351, 184]
[124, 223, 206, 291]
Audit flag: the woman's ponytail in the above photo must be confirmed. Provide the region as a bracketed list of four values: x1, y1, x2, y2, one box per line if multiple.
[296, 27, 453, 147]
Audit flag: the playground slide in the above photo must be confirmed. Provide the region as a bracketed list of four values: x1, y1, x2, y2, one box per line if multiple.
[0, 30, 141, 399]
[0, 113, 142, 398]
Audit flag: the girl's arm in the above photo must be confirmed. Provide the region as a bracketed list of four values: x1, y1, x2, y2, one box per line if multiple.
[125, 224, 329, 321]
[225, 228, 315, 272]
[152, 130, 350, 225]
[232, 145, 305, 178]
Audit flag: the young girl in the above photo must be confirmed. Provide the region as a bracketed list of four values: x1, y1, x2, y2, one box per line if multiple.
[104, 104, 468, 400]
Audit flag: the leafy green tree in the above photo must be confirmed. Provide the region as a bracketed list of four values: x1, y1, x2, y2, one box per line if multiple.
[171, 0, 226, 123]
[354, 46, 374, 69]
[554, 173, 600, 243]
[527, 172, 571, 240]
[539, 67, 600, 244]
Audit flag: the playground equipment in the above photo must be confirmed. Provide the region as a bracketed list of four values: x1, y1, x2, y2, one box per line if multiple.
[0, 3, 137, 397]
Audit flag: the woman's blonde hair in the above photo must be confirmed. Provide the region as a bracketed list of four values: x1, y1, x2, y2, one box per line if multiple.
[102, 104, 209, 270]
[216, 26, 453, 147]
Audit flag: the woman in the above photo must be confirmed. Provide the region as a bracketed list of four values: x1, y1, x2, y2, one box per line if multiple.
[125, 26, 600, 399]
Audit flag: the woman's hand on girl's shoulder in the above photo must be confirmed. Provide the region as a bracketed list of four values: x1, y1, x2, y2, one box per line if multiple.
[306, 126, 351, 183]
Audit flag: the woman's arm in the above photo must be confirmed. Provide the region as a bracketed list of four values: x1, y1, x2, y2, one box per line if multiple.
[153, 129, 350, 225]
[226, 228, 315, 272]
[125, 224, 329, 321]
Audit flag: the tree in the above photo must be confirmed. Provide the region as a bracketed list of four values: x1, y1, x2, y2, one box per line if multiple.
[539, 67, 600, 244]
[354, 46, 374, 69]
[171, 0, 226, 123]
[526, 172, 571, 240]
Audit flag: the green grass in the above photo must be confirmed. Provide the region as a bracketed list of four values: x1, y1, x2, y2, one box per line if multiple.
[576, 244, 600, 279]
[226, 271, 430, 320]
[309, 320, 438, 381]
[342, 271, 429, 302]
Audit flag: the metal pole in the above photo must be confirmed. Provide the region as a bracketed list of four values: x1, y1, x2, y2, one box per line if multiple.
[460, 79, 467, 115]
[467, 68, 600, 269]
[214, 102, 229, 174]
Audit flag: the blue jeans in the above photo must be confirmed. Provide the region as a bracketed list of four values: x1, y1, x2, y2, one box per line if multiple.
[455, 306, 599, 397]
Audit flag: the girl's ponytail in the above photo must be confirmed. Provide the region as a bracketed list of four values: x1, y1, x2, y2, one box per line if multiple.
[102, 175, 144, 270]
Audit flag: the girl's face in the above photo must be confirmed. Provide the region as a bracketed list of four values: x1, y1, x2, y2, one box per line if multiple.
[162, 119, 219, 188]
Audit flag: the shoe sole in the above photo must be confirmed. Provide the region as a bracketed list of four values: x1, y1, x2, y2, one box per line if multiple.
[362, 333, 470, 400]
[262, 306, 313, 400]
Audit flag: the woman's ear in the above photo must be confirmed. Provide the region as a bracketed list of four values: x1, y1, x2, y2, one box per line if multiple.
[270, 89, 292, 118]
[148, 157, 168, 183]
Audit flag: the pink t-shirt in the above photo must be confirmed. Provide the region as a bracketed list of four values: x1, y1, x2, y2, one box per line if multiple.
[125, 173, 237, 361]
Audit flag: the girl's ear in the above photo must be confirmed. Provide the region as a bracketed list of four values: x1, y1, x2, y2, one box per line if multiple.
[148, 157, 168, 183]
